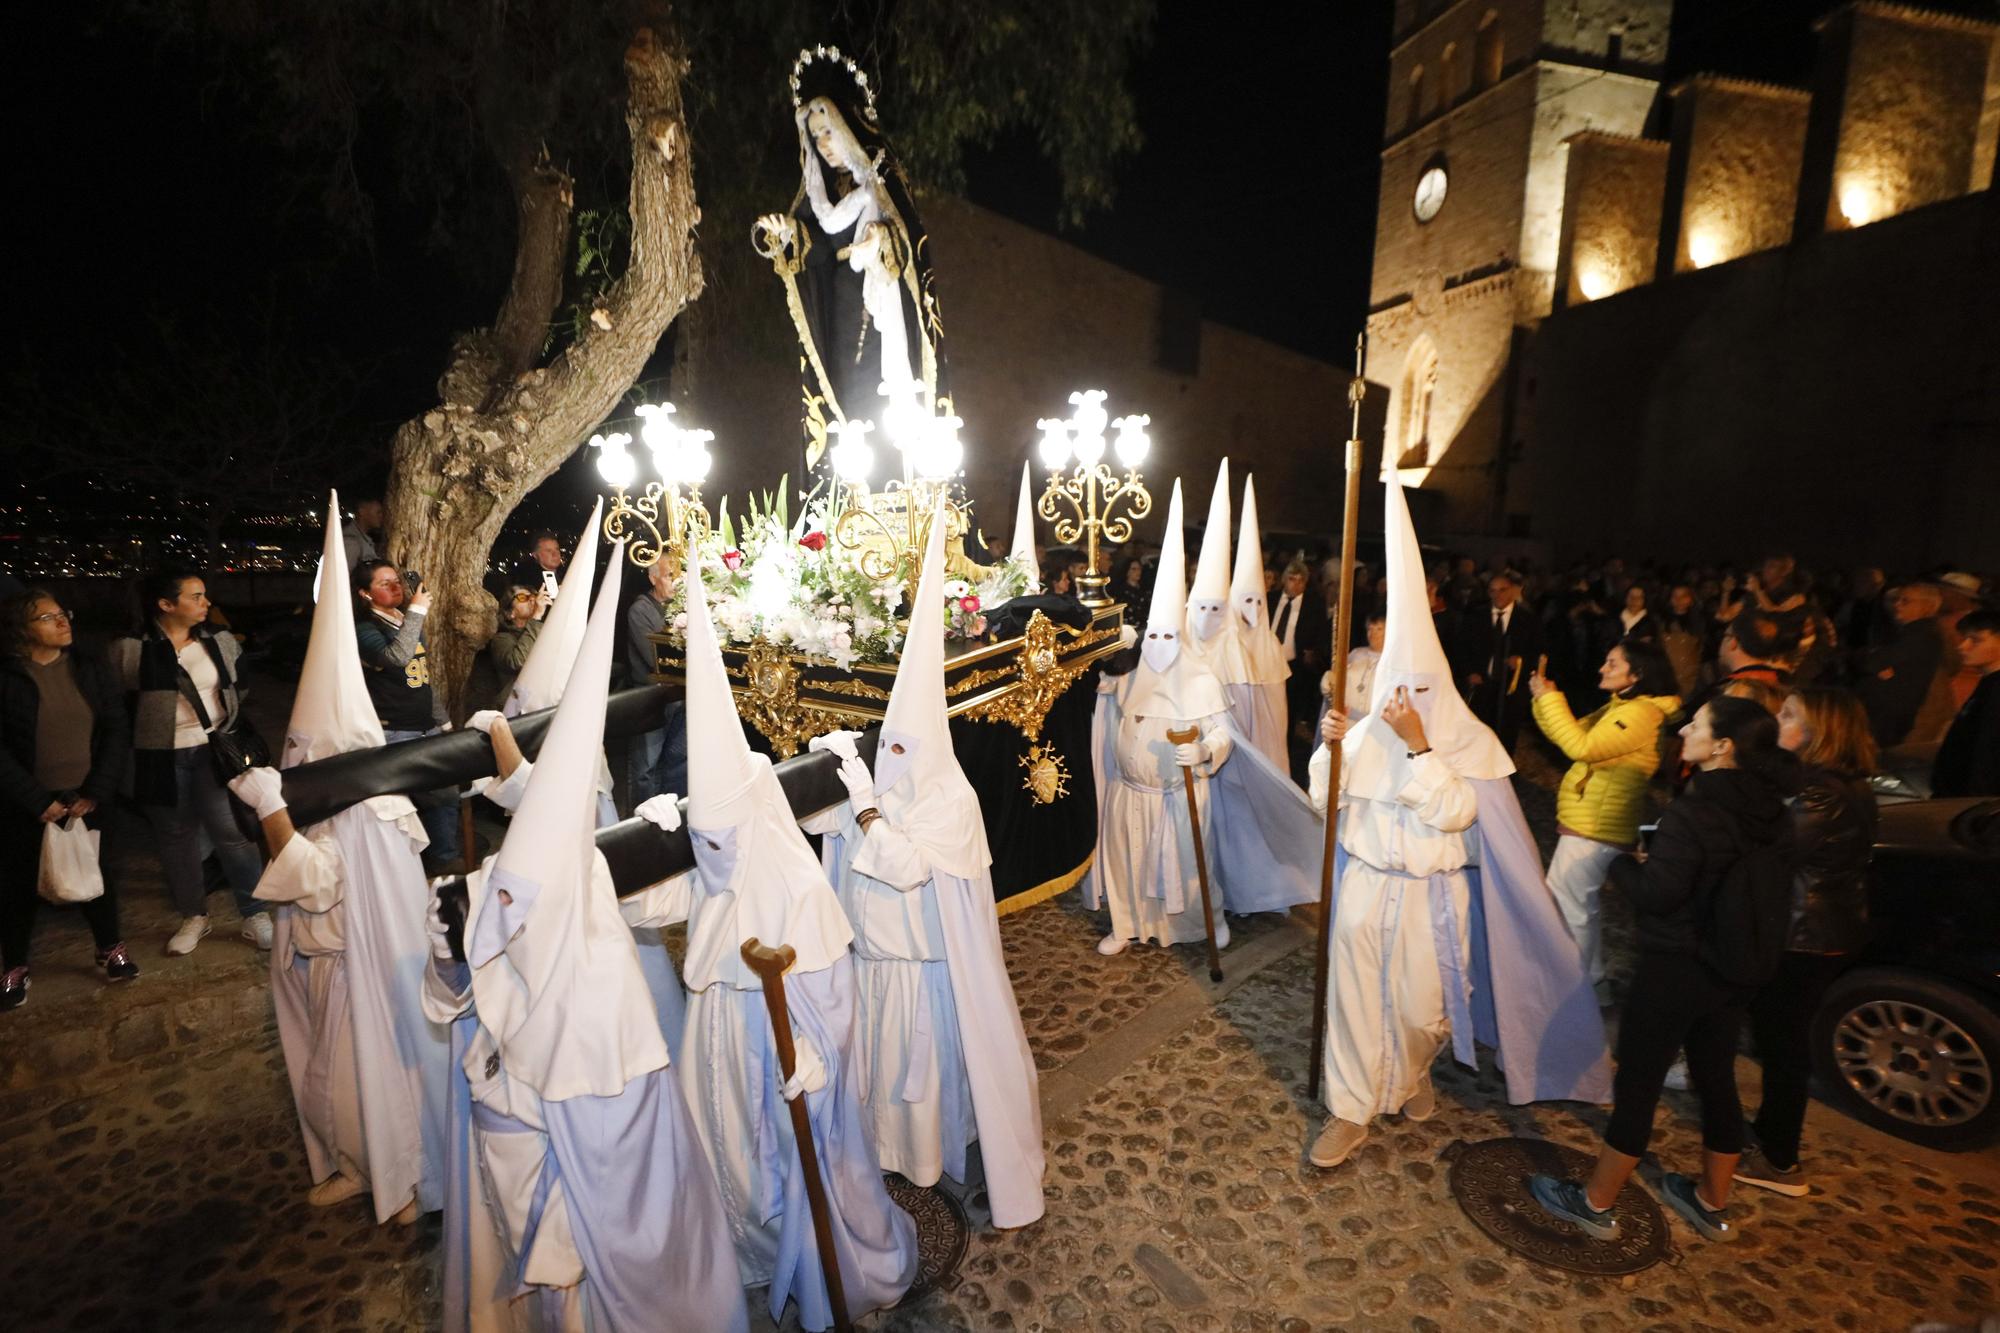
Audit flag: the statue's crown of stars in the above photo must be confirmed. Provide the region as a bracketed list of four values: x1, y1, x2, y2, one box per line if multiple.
[790, 44, 878, 122]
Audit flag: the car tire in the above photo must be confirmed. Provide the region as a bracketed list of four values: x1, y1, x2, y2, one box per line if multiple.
[1811, 967, 2000, 1151]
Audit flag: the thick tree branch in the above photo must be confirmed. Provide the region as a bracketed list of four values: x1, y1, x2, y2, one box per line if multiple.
[484, 145, 576, 399]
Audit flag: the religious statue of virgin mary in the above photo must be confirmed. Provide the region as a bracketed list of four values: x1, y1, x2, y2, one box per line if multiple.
[754, 46, 949, 490]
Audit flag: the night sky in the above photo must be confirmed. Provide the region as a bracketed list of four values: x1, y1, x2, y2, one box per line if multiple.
[9, 0, 1977, 528]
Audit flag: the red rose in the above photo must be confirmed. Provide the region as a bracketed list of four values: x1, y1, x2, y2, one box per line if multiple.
[722, 549, 744, 571]
[799, 531, 828, 551]
[959, 595, 981, 614]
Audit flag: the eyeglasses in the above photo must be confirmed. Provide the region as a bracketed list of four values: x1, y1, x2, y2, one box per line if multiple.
[511, 592, 535, 602]
[30, 610, 72, 625]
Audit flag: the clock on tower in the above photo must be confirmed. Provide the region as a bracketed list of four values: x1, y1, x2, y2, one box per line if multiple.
[1413, 163, 1448, 223]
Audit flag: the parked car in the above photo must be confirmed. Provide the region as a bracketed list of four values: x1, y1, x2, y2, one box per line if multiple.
[1811, 797, 2000, 1150]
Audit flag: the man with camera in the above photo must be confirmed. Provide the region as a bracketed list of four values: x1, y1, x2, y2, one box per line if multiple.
[351, 560, 460, 871]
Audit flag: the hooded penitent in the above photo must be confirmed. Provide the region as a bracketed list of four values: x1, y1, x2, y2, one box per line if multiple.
[679, 555, 855, 991]
[1341, 478, 1513, 799]
[1123, 480, 1228, 721]
[845, 499, 1045, 1227]
[1187, 458, 1234, 648]
[676, 551, 918, 1329]
[1010, 460, 1040, 593]
[1231, 475, 1290, 688]
[1326, 476, 1610, 1108]
[505, 498, 604, 717]
[465, 545, 668, 1100]
[262, 490, 448, 1225]
[446, 543, 748, 1333]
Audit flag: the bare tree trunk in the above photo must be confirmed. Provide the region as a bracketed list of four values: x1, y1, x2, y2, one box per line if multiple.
[382, 23, 703, 717]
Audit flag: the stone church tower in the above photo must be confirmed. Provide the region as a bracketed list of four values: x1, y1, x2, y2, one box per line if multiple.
[1366, 0, 1673, 535]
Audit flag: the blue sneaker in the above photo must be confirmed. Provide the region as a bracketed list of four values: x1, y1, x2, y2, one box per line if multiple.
[1660, 1171, 1737, 1243]
[1528, 1172, 1620, 1241]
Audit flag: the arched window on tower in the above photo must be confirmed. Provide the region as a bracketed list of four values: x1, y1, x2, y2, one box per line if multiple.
[1440, 43, 1459, 109]
[1407, 64, 1427, 131]
[1474, 11, 1503, 90]
[1399, 337, 1441, 469]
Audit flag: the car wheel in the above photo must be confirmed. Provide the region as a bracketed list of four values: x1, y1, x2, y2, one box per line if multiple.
[1811, 968, 2000, 1151]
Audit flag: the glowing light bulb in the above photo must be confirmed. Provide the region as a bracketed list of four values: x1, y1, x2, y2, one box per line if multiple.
[1838, 182, 1876, 227]
[1577, 267, 1613, 302]
[678, 428, 714, 483]
[592, 431, 636, 488]
[830, 419, 876, 482]
[1112, 415, 1151, 469]
[1036, 419, 1072, 471]
[1686, 230, 1723, 270]
[879, 379, 925, 453]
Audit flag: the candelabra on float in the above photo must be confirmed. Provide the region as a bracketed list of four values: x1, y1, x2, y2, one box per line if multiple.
[589, 402, 714, 569]
[825, 380, 970, 603]
[1035, 390, 1152, 607]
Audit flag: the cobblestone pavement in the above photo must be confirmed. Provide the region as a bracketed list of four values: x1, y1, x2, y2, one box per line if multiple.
[5, 747, 1998, 1331]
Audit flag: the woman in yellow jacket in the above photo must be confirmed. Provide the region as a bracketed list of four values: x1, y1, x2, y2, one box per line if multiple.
[1529, 638, 1682, 992]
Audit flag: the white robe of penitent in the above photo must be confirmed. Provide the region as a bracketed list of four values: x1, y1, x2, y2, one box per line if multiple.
[1309, 744, 1479, 1126]
[1085, 670, 1234, 949]
[257, 799, 450, 1223]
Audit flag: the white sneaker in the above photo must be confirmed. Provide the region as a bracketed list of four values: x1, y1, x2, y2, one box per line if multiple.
[1096, 933, 1131, 956]
[166, 915, 211, 956]
[242, 913, 275, 951]
[1663, 1059, 1691, 1091]
[1401, 1076, 1437, 1122]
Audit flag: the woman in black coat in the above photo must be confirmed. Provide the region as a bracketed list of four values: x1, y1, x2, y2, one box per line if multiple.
[1733, 687, 1878, 1195]
[1531, 695, 1798, 1245]
[0, 589, 137, 1010]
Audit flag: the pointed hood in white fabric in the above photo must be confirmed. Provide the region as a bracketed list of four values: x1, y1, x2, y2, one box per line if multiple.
[505, 497, 604, 717]
[285, 490, 388, 769]
[1010, 461, 1040, 593]
[465, 542, 671, 1100]
[1231, 475, 1290, 686]
[1341, 477, 1513, 796]
[1188, 458, 1232, 642]
[1123, 480, 1228, 720]
[866, 498, 990, 880]
[679, 555, 853, 991]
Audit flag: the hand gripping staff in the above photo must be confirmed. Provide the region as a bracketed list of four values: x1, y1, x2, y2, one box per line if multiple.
[1309, 334, 1367, 1101]
[740, 939, 853, 1333]
[1165, 726, 1224, 984]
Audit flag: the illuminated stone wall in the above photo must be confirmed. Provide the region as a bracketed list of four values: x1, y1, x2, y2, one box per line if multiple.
[1797, 2, 2000, 236]
[1553, 132, 1669, 307]
[1661, 76, 1811, 274]
[1523, 190, 2000, 570]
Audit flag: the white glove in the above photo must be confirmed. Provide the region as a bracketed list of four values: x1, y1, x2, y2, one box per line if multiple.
[1118, 624, 1138, 649]
[466, 710, 504, 734]
[780, 1034, 828, 1102]
[636, 794, 683, 833]
[1173, 741, 1208, 769]
[227, 766, 288, 821]
[837, 754, 876, 810]
[424, 887, 455, 963]
[807, 729, 863, 761]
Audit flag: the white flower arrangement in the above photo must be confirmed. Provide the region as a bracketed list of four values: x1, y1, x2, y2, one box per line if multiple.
[665, 481, 1035, 668]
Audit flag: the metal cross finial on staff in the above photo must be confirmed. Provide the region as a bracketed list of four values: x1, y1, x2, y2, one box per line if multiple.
[1309, 333, 1366, 1102]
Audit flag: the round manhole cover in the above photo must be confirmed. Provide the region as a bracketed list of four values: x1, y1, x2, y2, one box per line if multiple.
[885, 1174, 969, 1302]
[1447, 1137, 1671, 1275]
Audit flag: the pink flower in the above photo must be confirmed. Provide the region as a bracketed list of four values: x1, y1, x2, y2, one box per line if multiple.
[722, 549, 744, 571]
[971, 615, 987, 636]
[959, 594, 981, 614]
[798, 531, 827, 552]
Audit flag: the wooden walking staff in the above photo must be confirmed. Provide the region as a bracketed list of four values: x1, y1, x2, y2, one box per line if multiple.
[1308, 334, 1368, 1101]
[1165, 725, 1225, 983]
[740, 939, 853, 1333]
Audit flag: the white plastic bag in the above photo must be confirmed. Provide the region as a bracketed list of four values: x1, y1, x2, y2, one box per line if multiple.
[38, 817, 105, 905]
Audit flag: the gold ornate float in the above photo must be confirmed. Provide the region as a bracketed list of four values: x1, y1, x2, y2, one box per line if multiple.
[646, 604, 1125, 758]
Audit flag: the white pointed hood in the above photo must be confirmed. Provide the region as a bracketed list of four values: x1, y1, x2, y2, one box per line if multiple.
[1231, 475, 1290, 686]
[679, 554, 853, 991]
[1123, 480, 1228, 720]
[464, 542, 671, 1099]
[505, 498, 604, 717]
[866, 498, 991, 881]
[285, 490, 388, 769]
[1010, 461, 1040, 593]
[1341, 477, 1513, 796]
[1188, 458, 1232, 639]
